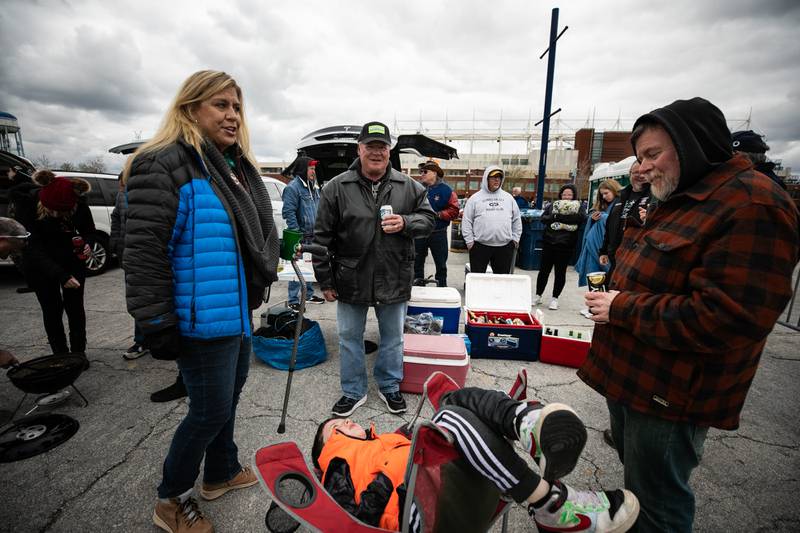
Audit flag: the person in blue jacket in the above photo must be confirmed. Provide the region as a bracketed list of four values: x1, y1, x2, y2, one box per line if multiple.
[282, 156, 324, 310]
[123, 70, 280, 533]
[413, 160, 459, 287]
[574, 179, 621, 288]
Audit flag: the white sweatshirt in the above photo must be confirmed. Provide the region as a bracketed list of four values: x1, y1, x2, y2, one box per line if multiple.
[461, 165, 522, 247]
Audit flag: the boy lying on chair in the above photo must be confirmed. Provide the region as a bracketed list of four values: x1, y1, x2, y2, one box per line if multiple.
[311, 379, 639, 532]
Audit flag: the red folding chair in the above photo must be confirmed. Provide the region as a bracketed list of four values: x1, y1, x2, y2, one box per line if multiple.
[255, 369, 529, 533]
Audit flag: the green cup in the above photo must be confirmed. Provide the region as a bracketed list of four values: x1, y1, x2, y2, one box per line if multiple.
[281, 228, 303, 261]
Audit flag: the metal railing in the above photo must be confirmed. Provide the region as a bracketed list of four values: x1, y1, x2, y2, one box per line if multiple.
[777, 266, 800, 331]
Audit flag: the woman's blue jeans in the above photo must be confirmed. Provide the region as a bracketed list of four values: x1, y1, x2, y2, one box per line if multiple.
[336, 300, 406, 399]
[607, 399, 708, 533]
[157, 335, 251, 498]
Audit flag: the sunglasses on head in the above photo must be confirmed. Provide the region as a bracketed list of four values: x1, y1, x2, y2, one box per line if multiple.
[0, 232, 31, 239]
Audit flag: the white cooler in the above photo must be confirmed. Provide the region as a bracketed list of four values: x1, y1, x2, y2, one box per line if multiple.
[407, 286, 462, 334]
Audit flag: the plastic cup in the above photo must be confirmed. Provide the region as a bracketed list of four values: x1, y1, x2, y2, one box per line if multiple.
[281, 229, 303, 261]
[587, 271, 607, 292]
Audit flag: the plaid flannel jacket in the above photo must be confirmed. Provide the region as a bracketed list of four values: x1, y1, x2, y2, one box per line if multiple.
[578, 156, 799, 429]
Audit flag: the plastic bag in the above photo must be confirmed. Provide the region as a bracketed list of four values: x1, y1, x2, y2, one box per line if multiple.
[253, 320, 328, 370]
[404, 312, 443, 335]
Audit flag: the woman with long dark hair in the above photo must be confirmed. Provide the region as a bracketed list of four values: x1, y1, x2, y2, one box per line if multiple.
[123, 70, 279, 532]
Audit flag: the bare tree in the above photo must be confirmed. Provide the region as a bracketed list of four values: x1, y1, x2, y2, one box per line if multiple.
[77, 157, 106, 173]
[60, 161, 76, 172]
[32, 154, 52, 169]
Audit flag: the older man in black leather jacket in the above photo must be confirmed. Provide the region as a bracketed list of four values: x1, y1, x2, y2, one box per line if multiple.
[313, 121, 435, 417]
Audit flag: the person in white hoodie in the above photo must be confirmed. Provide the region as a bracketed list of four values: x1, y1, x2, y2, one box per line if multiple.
[461, 166, 522, 274]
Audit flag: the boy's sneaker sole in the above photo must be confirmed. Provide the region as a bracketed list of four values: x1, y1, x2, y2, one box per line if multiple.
[536, 403, 587, 481]
[331, 395, 366, 417]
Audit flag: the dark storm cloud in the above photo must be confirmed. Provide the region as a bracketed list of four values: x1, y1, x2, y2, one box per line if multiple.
[1, 0, 798, 170]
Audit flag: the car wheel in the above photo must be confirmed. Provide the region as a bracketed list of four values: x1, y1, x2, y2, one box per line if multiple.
[84, 234, 110, 276]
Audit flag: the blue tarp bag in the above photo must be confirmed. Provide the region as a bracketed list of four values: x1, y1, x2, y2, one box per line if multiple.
[252, 320, 328, 370]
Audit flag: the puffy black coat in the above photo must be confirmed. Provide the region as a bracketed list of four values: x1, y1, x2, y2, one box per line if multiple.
[22, 198, 94, 286]
[313, 161, 435, 305]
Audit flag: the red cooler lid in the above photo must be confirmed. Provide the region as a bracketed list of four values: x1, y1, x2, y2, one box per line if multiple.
[403, 334, 466, 360]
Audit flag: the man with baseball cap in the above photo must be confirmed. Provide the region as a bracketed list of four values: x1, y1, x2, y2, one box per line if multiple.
[282, 155, 324, 311]
[414, 159, 459, 287]
[731, 130, 786, 189]
[313, 121, 435, 417]
[582, 98, 799, 532]
[461, 166, 522, 274]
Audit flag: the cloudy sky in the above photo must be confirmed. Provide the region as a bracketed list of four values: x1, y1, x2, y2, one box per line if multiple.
[1, 0, 799, 173]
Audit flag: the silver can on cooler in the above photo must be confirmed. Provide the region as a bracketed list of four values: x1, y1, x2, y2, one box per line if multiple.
[380, 205, 393, 219]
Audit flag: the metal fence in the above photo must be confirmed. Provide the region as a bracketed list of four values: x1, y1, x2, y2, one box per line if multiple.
[777, 266, 800, 331]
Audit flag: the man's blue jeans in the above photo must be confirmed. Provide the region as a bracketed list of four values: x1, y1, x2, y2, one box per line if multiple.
[157, 335, 251, 498]
[607, 399, 708, 533]
[414, 229, 449, 286]
[337, 300, 406, 399]
[287, 280, 314, 304]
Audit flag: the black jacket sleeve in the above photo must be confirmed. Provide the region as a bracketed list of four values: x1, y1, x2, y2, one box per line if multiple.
[323, 457, 394, 527]
[312, 185, 339, 291]
[123, 155, 181, 334]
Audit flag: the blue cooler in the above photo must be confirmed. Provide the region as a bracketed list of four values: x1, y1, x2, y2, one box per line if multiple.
[407, 286, 462, 334]
[464, 273, 542, 361]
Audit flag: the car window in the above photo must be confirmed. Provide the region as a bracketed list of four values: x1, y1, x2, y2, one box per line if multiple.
[264, 182, 283, 203]
[81, 177, 108, 207]
[97, 178, 119, 206]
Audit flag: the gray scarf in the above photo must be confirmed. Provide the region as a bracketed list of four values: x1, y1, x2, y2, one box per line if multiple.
[201, 141, 279, 287]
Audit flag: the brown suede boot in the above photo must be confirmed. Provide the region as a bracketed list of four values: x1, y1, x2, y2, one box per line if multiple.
[200, 465, 258, 501]
[153, 496, 213, 533]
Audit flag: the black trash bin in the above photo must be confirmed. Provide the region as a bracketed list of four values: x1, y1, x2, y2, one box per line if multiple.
[517, 211, 544, 271]
[450, 219, 467, 252]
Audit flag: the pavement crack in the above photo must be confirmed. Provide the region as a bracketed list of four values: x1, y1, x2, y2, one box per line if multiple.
[38, 401, 184, 533]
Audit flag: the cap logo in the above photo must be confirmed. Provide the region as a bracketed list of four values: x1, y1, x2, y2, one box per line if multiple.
[732, 140, 740, 147]
[368, 125, 386, 135]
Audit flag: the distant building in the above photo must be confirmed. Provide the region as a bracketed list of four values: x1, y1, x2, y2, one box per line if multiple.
[574, 129, 633, 198]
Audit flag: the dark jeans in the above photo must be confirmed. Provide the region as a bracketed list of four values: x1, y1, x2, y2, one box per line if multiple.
[34, 276, 86, 354]
[158, 335, 252, 498]
[134, 321, 144, 345]
[414, 229, 449, 286]
[535, 245, 573, 297]
[607, 399, 708, 533]
[434, 387, 540, 503]
[468, 241, 516, 275]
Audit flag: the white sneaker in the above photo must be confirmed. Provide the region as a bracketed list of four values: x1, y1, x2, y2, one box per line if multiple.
[548, 298, 559, 310]
[580, 307, 593, 319]
[533, 295, 543, 306]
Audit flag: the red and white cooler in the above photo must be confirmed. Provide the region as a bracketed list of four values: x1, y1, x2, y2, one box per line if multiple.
[400, 333, 469, 394]
[538, 311, 593, 368]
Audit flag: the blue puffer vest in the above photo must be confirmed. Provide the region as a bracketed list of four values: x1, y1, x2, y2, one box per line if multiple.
[124, 142, 250, 339]
[171, 178, 250, 338]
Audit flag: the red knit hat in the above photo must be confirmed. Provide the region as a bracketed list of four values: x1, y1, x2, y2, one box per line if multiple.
[39, 176, 79, 211]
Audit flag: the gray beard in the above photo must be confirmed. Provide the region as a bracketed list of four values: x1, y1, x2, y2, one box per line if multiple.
[650, 174, 678, 201]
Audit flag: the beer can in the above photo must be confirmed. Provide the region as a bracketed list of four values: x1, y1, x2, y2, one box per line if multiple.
[380, 205, 393, 219]
[587, 271, 607, 292]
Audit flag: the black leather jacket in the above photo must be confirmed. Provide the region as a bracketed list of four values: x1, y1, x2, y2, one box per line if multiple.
[313, 161, 435, 305]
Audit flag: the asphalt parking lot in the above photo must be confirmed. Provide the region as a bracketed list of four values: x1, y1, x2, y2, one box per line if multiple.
[1, 251, 798, 533]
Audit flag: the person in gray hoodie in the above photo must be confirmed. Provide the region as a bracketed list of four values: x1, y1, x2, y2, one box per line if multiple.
[461, 165, 522, 274]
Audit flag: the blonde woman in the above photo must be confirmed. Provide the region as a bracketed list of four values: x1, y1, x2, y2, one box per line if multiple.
[123, 70, 279, 532]
[575, 179, 622, 289]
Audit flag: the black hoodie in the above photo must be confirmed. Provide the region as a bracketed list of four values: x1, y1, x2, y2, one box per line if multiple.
[632, 97, 732, 195]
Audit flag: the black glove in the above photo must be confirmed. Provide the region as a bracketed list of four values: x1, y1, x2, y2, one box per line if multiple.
[145, 326, 182, 360]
